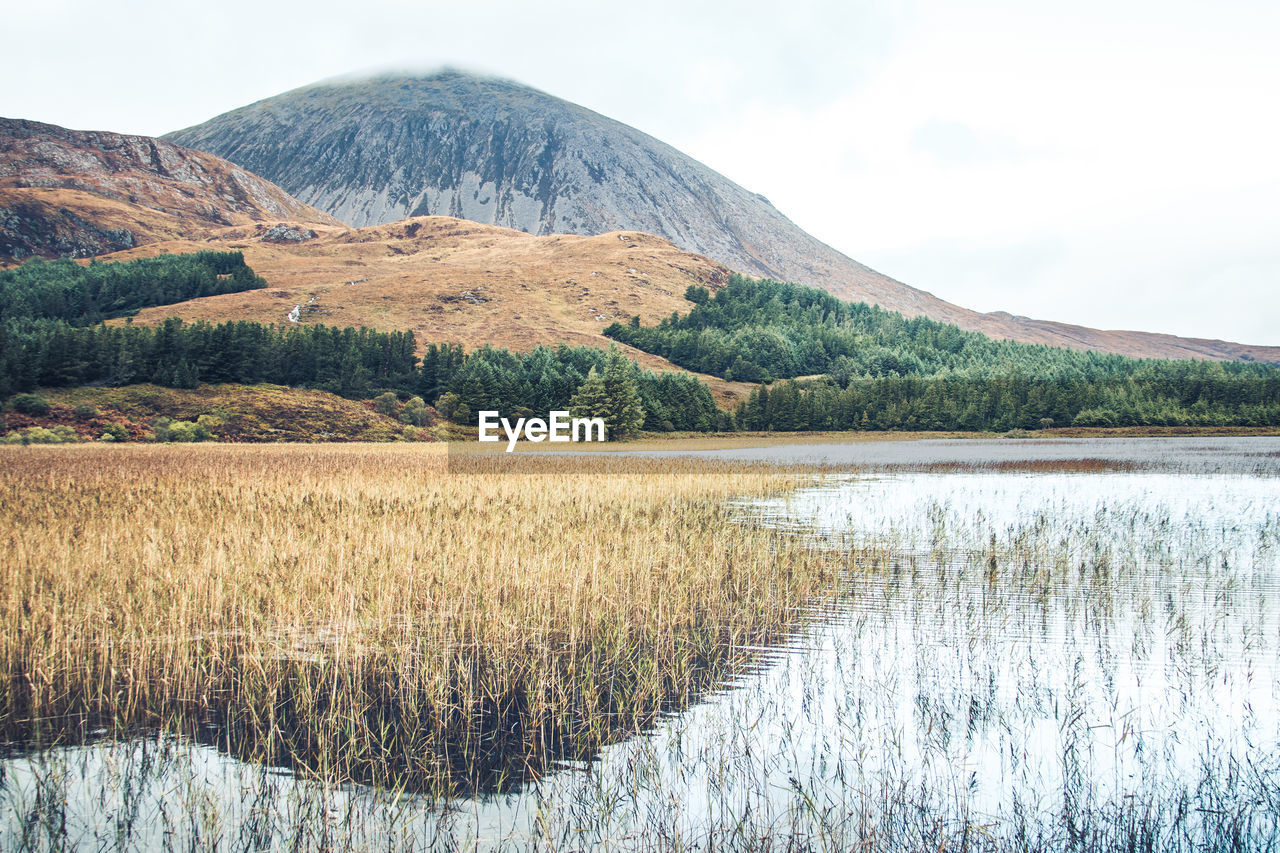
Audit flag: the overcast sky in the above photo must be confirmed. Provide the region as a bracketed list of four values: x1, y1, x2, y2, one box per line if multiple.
[4, 0, 1278, 344]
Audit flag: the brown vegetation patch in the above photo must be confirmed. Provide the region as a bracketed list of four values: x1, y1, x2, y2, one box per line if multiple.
[5, 384, 435, 442]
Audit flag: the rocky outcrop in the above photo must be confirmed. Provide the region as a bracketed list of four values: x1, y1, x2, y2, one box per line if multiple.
[261, 223, 318, 243]
[0, 198, 135, 260]
[164, 72, 1278, 363]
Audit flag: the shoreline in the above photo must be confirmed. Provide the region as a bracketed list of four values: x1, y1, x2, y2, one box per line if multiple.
[505, 424, 1280, 453]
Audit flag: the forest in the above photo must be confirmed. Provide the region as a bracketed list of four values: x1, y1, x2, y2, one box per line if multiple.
[0, 252, 267, 325]
[3, 255, 1278, 435]
[0, 316, 723, 434]
[607, 277, 1280, 430]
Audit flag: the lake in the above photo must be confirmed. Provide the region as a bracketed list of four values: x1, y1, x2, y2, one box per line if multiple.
[4, 437, 1278, 850]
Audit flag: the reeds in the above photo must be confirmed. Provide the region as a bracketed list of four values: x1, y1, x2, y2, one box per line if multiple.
[0, 444, 837, 796]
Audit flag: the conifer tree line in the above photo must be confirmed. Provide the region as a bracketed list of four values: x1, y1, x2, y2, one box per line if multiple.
[735, 373, 1280, 432]
[438, 344, 721, 433]
[0, 318, 723, 435]
[0, 317, 420, 399]
[608, 276, 1280, 430]
[0, 252, 267, 325]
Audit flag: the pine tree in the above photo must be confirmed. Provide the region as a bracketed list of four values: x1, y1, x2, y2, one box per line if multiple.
[338, 349, 371, 399]
[173, 358, 199, 390]
[570, 368, 610, 424]
[600, 349, 646, 438]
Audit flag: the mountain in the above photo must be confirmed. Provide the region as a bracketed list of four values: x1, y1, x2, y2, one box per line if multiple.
[0, 117, 339, 262]
[164, 71, 1279, 364]
[163, 72, 935, 309]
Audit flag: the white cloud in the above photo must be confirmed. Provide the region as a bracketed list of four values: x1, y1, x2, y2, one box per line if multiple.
[674, 0, 1280, 342]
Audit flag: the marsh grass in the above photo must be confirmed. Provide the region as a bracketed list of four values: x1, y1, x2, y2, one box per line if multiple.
[711, 466, 1280, 851]
[0, 444, 839, 798]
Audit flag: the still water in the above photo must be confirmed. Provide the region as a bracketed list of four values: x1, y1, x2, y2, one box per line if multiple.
[4, 438, 1279, 850]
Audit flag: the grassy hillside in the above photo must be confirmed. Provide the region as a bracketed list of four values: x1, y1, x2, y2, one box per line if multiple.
[94, 217, 756, 405]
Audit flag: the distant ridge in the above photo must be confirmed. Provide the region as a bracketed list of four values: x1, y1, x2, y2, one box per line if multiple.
[164, 71, 1278, 364]
[0, 117, 339, 261]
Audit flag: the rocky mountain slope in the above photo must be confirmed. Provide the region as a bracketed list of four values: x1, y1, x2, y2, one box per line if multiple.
[165, 71, 1279, 364]
[0, 118, 339, 261]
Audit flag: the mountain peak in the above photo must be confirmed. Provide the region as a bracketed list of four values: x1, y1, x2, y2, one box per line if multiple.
[222, 68, 562, 117]
[163, 71, 836, 283]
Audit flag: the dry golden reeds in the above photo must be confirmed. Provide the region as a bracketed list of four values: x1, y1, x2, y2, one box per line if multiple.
[0, 444, 836, 795]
